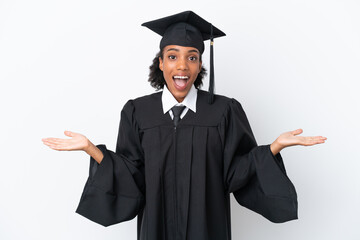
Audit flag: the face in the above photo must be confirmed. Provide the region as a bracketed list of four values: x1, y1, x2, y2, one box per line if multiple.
[159, 45, 202, 103]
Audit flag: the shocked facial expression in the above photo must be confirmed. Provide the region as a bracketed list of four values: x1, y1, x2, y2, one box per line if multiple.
[159, 45, 202, 103]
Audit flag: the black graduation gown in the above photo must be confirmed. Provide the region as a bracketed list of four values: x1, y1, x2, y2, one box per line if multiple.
[76, 90, 298, 240]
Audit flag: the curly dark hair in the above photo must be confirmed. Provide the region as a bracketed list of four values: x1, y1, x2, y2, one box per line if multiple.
[148, 49, 207, 90]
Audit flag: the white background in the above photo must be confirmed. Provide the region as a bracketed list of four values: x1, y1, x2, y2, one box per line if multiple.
[1, 0, 359, 239]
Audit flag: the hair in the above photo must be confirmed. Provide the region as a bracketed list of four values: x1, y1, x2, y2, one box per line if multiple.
[148, 49, 207, 90]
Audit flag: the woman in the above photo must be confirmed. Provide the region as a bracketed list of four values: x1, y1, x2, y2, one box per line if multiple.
[42, 11, 326, 240]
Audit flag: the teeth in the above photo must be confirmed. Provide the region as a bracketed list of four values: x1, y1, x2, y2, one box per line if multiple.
[173, 76, 189, 79]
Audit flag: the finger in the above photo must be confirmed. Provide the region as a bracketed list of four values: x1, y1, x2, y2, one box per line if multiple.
[64, 130, 75, 137]
[42, 138, 56, 142]
[43, 142, 64, 150]
[307, 140, 326, 146]
[42, 138, 57, 144]
[303, 136, 327, 146]
[313, 136, 327, 144]
[42, 138, 68, 144]
[43, 141, 53, 147]
[306, 136, 327, 141]
[45, 142, 73, 151]
[51, 138, 72, 144]
[292, 129, 303, 136]
[50, 145, 67, 151]
[43, 140, 61, 147]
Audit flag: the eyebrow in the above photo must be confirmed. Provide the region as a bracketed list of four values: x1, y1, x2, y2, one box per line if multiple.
[188, 49, 199, 54]
[166, 48, 179, 52]
[166, 48, 200, 54]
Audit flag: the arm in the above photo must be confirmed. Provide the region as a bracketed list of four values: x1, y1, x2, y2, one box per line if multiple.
[75, 100, 145, 226]
[84, 141, 104, 164]
[221, 99, 298, 223]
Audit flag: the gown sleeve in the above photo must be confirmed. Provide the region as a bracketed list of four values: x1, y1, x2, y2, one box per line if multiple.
[75, 100, 145, 227]
[220, 99, 298, 223]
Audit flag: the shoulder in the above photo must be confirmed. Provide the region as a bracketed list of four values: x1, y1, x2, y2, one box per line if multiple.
[122, 91, 162, 111]
[198, 89, 244, 110]
[197, 89, 241, 107]
[132, 91, 162, 105]
[194, 90, 245, 125]
[121, 91, 165, 128]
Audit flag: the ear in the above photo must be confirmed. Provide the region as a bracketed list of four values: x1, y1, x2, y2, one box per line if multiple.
[198, 61, 202, 73]
[159, 57, 163, 71]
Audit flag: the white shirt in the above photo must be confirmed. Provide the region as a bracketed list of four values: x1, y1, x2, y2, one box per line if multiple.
[161, 84, 197, 119]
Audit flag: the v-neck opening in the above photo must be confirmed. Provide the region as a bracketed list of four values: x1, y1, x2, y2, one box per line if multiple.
[160, 90, 199, 127]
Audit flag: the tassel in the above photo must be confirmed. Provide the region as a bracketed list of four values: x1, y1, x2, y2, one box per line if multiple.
[208, 24, 215, 104]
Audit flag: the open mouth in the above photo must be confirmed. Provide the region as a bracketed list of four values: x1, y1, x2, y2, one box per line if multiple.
[173, 75, 189, 90]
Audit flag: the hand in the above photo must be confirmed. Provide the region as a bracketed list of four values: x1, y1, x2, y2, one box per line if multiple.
[270, 129, 327, 155]
[42, 131, 90, 152]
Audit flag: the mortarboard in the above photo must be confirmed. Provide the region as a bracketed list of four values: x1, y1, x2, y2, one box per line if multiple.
[142, 11, 226, 103]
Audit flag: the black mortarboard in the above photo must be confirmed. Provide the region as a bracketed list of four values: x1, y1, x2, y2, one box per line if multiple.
[142, 11, 226, 103]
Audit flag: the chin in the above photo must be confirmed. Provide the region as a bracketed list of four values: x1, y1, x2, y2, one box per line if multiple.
[165, 77, 194, 101]
[174, 92, 187, 100]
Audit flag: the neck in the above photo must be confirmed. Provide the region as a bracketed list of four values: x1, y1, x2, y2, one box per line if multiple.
[175, 96, 184, 103]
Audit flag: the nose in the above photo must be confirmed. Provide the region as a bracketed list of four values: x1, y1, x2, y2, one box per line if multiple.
[176, 57, 188, 70]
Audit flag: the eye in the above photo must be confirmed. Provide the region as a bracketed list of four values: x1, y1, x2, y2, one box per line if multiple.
[168, 55, 176, 60]
[189, 56, 197, 61]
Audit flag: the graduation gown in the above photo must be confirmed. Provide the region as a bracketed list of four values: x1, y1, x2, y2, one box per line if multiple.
[76, 90, 298, 240]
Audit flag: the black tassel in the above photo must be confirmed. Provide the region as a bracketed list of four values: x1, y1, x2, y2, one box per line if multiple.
[208, 24, 215, 104]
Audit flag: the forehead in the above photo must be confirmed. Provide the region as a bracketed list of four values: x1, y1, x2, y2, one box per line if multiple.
[163, 45, 200, 54]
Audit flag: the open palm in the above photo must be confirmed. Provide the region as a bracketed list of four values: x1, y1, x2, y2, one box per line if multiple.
[42, 131, 89, 151]
[277, 129, 327, 148]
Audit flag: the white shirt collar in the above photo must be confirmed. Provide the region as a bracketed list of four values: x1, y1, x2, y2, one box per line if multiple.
[162, 84, 197, 114]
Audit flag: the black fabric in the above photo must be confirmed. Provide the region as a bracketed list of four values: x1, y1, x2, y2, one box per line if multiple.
[141, 11, 225, 54]
[76, 90, 298, 240]
[209, 27, 215, 104]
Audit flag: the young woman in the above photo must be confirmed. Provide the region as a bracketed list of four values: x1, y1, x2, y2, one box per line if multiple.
[42, 11, 326, 240]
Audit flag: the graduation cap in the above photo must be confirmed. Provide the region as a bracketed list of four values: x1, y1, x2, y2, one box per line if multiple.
[142, 11, 226, 103]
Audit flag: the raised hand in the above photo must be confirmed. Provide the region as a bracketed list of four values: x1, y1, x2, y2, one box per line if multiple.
[42, 131, 90, 151]
[270, 129, 327, 155]
[42, 131, 104, 163]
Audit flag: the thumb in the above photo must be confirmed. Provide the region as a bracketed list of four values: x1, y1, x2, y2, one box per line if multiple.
[64, 130, 75, 137]
[292, 128, 303, 135]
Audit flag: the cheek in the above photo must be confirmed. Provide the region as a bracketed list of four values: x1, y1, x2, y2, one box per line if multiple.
[161, 61, 168, 73]
[193, 64, 201, 77]
[162, 62, 177, 78]
[162, 66, 171, 78]
[162, 67, 173, 84]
